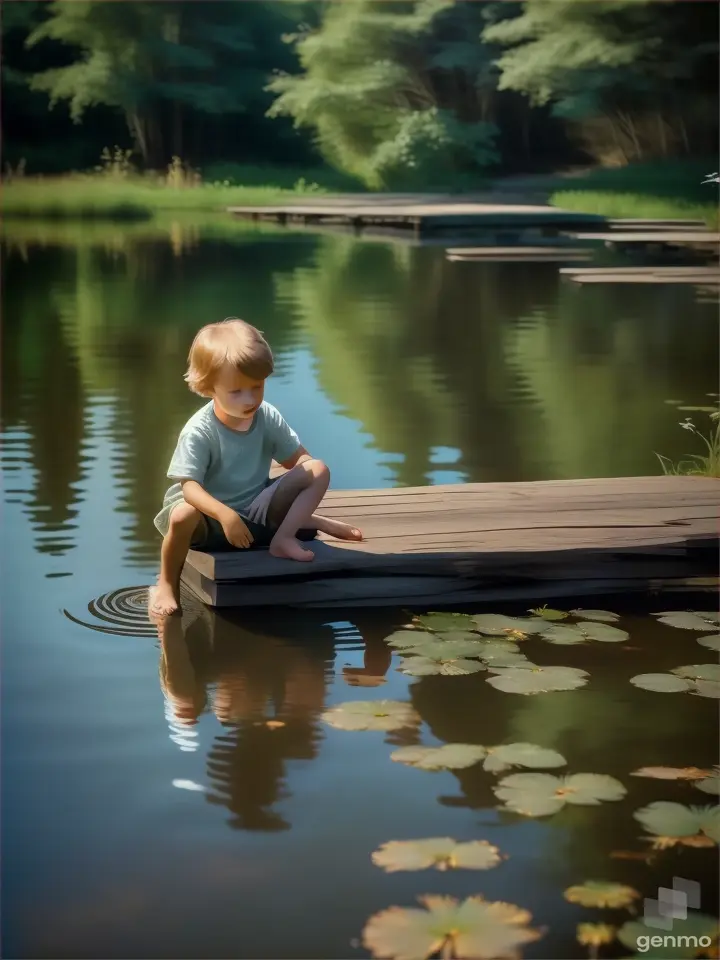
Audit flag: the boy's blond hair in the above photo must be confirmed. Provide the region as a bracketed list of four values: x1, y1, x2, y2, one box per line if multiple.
[184, 318, 274, 396]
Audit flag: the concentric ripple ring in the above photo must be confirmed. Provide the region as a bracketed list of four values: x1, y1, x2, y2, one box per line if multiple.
[63, 586, 156, 637]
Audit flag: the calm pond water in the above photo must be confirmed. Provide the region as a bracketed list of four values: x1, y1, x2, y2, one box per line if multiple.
[2, 219, 718, 959]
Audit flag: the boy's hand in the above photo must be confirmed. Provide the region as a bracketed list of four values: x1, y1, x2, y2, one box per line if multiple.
[221, 512, 254, 549]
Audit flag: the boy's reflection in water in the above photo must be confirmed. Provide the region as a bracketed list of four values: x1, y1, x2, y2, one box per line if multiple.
[156, 591, 391, 831]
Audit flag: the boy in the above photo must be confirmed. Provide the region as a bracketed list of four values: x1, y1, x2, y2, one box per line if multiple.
[151, 318, 362, 617]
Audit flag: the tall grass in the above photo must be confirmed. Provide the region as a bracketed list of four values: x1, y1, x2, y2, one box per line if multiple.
[655, 413, 720, 478]
[551, 190, 719, 229]
[549, 158, 719, 228]
[1, 150, 364, 220]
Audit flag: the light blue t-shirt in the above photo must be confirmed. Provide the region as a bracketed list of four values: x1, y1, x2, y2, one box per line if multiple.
[154, 400, 301, 536]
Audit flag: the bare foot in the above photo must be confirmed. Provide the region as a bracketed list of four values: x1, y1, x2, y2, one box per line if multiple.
[149, 581, 181, 618]
[314, 517, 363, 541]
[269, 536, 315, 562]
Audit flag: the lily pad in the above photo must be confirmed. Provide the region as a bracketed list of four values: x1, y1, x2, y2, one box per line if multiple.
[399, 656, 487, 677]
[672, 663, 720, 682]
[486, 665, 589, 695]
[576, 923, 615, 948]
[631, 766, 712, 781]
[494, 772, 627, 817]
[653, 610, 720, 631]
[414, 612, 476, 632]
[540, 624, 588, 645]
[399, 638, 486, 659]
[577, 621, 629, 643]
[528, 605, 568, 621]
[694, 679, 720, 699]
[629, 673, 692, 693]
[634, 801, 720, 846]
[321, 700, 420, 732]
[695, 772, 720, 796]
[564, 881, 640, 909]
[698, 633, 720, 651]
[473, 614, 545, 637]
[371, 838, 502, 873]
[481, 742, 566, 774]
[391, 743, 488, 771]
[385, 630, 429, 649]
[618, 914, 719, 958]
[569, 609, 620, 622]
[362, 894, 543, 960]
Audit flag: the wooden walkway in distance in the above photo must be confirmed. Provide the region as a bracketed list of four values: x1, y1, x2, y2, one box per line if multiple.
[181, 476, 719, 609]
[228, 200, 606, 237]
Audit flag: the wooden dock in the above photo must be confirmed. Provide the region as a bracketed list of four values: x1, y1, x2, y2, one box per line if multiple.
[228, 201, 606, 237]
[560, 266, 720, 285]
[181, 476, 719, 609]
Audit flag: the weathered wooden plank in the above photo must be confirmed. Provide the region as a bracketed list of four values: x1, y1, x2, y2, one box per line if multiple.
[180, 475, 719, 606]
[559, 266, 720, 275]
[569, 231, 719, 243]
[565, 274, 719, 285]
[191, 525, 717, 582]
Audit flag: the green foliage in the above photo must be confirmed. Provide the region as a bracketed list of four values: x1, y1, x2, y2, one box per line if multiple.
[24, 0, 306, 166]
[484, 1, 719, 162]
[268, 0, 500, 188]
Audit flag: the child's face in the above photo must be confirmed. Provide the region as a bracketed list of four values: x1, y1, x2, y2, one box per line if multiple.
[211, 364, 265, 421]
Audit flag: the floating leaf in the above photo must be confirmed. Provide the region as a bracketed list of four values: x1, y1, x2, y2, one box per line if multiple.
[694, 679, 720, 699]
[481, 742, 566, 774]
[672, 663, 720, 682]
[698, 633, 720, 651]
[321, 700, 420, 732]
[399, 656, 487, 677]
[576, 923, 615, 948]
[576, 621, 629, 643]
[371, 838, 502, 873]
[618, 914, 719, 959]
[540, 624, 587, 645]
[494, 772, 626, 817]
[385, 630, 428, 649]
[487, 665, 589, 695]
[629, 673, 692, 693]
[564, 881, 639, 909]
[362, 894, 543, 960]
[653, 610, 720, 631]
[476, 639, 521, 657]
[414, 612, 475, 632]
[528, 605, 568, 621]
[634, 801, 720, 846]
[631, 766, 712, 781]
[391, 744, 487, 771]
[473, 614, 545, 637]
[569, 609, 620, 623]
[399, 638, 486, 660]
[696, 771, 720, 796]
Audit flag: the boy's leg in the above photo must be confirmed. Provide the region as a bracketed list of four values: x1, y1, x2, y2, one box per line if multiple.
[265, 460, 361, 561]
[151, 503, 204, 617]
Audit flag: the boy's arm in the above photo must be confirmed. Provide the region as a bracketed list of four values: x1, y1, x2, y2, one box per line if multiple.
[279, 445, 314, 470]
[181, 480, 253, 547]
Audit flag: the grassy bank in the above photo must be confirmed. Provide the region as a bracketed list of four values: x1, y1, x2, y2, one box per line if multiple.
[0, 161, 363, 220]
[548, 159, 719, 228]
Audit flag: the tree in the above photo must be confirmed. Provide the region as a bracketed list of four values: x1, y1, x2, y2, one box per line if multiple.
[483, 0, 719, 162]
[24, 0, 309, 168]
[268, 0, 501, 188]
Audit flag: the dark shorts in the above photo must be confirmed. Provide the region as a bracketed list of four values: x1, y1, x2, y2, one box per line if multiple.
[190, 512, 318, 552]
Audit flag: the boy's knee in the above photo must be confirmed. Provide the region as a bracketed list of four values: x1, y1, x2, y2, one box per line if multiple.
[305, 458, 330, 484]
[169, 502, 201, 531]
